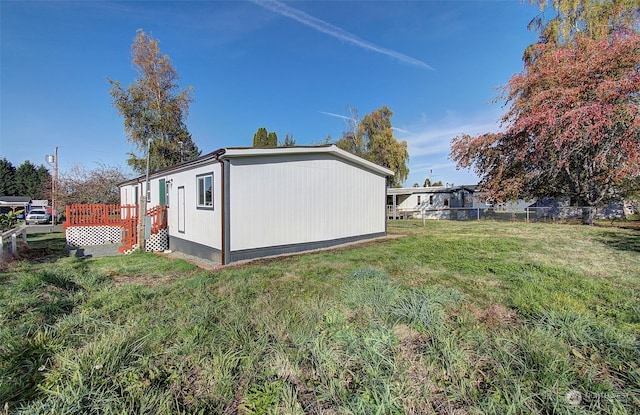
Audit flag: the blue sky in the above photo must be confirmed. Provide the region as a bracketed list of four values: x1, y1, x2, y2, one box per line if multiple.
[1, 0, 540, 187]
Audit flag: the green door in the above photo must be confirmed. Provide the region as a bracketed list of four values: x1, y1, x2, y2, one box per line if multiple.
[159, 179, 166, 206]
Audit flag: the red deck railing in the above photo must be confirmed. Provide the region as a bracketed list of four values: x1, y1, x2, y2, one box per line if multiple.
[63, 204, 167, 253]
[63, 204, 139, 228]
[147, 205, 168, 234]
[119, 217, 139, 254]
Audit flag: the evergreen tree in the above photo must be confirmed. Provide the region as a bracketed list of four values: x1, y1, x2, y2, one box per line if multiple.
[15, 161, 49, 199]
[35, 165, 51, 200]
[0, 158, 17, 196]
[267, 132, 278, 147]
[253, 127, 268, 147]
[252, 127, 277, 147]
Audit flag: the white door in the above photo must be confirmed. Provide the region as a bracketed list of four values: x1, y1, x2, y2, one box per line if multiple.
[178, 186, 185, 233]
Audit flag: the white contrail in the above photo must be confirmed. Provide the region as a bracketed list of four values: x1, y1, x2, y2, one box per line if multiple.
[393, 127, 411, 134]
[250, 0, 434, 71]
[320, 111, 351, 120]
[322, 112, 412, 134]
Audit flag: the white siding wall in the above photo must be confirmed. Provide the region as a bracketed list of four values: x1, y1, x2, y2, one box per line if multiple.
[228, 154, 386, 251]
[396, 194, 431, 210]
[396, 192, 451, 210]
[427, 194, 451, 209]
[162, 163, 222, 250]
[120, 183, 142, 206]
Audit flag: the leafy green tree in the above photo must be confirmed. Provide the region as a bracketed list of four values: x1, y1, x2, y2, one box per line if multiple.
[450, 0, 640, 224]
[526, 0, 639, 47]
[0, 158, 17, 196]
[337, 105, 409, 187]
[0, 212, 18, 231]
[108, 29, 200, 174]
[252, 127, 277, 147]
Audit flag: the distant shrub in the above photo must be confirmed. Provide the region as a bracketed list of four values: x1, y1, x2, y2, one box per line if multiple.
[0, 212, 18, 231]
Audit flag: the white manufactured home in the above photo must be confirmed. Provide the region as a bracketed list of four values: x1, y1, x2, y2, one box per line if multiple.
[387, 185, 477, 218]
[120, 145, 393, 265]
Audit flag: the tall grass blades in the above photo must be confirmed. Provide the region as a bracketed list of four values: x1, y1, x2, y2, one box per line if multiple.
[389, 286, 462, 335]
[341, 268, 401, 322]
[23, 329, 149, 414]
[2, 220, 639, 414]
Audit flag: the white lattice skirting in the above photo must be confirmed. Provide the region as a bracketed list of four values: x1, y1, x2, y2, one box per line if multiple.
[66, 226, 168, 254]
[66, 226, 122, 247]
[146, 228, 168, 252]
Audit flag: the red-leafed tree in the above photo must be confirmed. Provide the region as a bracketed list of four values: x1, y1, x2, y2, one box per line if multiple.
[451, 1, 640, 224]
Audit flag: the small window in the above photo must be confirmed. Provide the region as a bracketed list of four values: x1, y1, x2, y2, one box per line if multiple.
[444, 198, 449, 207]
[197, 173, 213, 208]
[429, 195, 433, 205]
[417, 196, 421, 205]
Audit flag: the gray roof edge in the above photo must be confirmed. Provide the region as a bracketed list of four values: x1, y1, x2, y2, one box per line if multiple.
[222, 145, 394, 177]
[120, 145, 394, 187]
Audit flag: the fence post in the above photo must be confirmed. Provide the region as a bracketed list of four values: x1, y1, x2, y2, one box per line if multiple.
[526, 208, 529, 223]
[477, 208, 480, 220]
[11, 234, 17, 256]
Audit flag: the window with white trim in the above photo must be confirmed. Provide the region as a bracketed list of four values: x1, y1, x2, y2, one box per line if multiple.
[197, 173, 213, 208]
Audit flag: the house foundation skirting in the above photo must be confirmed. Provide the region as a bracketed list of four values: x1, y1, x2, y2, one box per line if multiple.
[146, 228, 169, 252]
[169, 235, 222, 263]
[228, 232, 387, 264]
[66, 225, 122, 247]
[169, 232, 385, 265]
[66, 225, 168, 254]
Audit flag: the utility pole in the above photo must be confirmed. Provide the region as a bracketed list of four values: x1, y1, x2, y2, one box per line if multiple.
[45, 146, 58, 225]
[138, 190, 146, 251]
[138, 137, 152, 251]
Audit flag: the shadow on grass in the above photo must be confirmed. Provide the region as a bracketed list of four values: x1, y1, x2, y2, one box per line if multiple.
[596, 230, 640, 252]
[1, 270, 83, 406]
[14, 232, 71, 264]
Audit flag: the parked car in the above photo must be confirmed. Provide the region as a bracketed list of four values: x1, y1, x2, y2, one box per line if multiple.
[25, 209, 51, 225]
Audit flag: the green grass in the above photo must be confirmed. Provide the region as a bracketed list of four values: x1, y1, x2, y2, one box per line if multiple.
[1, 220, 639, 414]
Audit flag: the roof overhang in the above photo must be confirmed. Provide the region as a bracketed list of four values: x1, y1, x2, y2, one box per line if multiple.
[119, 145, 394, 187]
[221, 145, 394, 177]
[387, 185, 478, 196]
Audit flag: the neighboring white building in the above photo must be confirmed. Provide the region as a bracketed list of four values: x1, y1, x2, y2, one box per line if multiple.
[387, 185, 535, 220]
[387, 185, 477, 219]
[120, 145, 393, 265]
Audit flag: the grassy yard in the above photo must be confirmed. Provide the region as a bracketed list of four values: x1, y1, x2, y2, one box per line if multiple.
[1, 221, 639, 414]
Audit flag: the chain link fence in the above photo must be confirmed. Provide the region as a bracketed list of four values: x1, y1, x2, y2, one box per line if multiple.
[388, 205, 633, 224]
